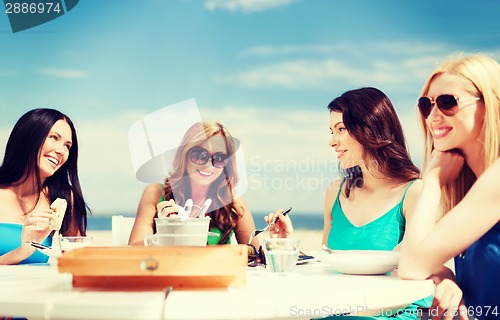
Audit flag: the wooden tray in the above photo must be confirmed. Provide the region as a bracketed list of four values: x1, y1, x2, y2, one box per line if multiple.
[57, 245, 247, 290]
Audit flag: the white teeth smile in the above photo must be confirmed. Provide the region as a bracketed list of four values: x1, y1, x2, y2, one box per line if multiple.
[46, 156, 59, 166]
[433, 128, 451, 136]
[198, 170, 213, 177]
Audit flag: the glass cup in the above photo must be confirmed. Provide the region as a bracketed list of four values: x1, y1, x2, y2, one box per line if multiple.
[262, 238, 301, 274]
[59, 236, 93, 252]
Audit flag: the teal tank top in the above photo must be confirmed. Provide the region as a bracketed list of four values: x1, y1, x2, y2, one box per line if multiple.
[0, 223, 53, 264]
[327, 180, 413, 250]
[326, 179, 432, 320]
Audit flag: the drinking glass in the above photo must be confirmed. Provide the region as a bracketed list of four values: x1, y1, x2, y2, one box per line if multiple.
[262, 238, 300, 274]
[59, 236, 93, 252]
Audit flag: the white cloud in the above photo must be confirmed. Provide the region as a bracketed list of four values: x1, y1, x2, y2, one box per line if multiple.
[216, 58, 426, 89]
[230, 43, 500, 92]
[37, 68, 89, 79]
[205, 0, 297, 13]
[242, 44, 339, 57]
[223, 42, 470, 90]
[242, 42, 451, 58]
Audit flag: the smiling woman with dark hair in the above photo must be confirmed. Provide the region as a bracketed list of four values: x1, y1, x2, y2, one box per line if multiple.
[265, 87, 432, 319]
[0, 108, 90, 265]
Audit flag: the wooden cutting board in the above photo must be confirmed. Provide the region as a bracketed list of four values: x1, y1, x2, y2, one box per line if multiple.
[58, 245, 247, 290]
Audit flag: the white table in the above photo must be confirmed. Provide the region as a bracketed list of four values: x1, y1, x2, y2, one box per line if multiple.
[0, 263, 434, 320]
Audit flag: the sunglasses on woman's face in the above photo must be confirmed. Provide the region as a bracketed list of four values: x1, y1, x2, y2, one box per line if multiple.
[189, 146, 228, 169]
[418, 94, 481, 119]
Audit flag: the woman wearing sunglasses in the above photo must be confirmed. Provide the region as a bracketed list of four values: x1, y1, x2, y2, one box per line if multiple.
[129, 121, 259, 246]
[399, 54, 500, 320]
[266, 87, 433, 319]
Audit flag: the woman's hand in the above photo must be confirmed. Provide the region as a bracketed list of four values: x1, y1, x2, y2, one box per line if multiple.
[429, 275, 468, 320]
[156, 200, 178, 217]
[264, 209, 293, 238]
[424, 150, 465, 187]
[20, 210, 55, 256]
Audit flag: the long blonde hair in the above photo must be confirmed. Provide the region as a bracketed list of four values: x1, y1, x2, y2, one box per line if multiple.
[163, 121, 241, 244]
[419, 54, 500, 215]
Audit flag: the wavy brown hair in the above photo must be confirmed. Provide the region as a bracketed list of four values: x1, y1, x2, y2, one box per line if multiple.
[327, 87, 420, 197]
[161, 121, 241, 244]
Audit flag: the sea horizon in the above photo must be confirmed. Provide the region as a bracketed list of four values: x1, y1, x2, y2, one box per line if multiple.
[87, 212, 323, 231]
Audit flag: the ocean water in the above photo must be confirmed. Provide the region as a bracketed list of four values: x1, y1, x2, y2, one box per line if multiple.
[87, 212, 323, 231]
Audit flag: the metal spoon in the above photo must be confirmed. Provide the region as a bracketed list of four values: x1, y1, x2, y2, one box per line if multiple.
[30, 241, 62, 258]
[248, 207, 292, 244]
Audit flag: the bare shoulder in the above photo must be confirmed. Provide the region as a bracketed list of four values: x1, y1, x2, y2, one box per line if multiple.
[405, 179, 423, 199]
[325, 179, 342, 201]
[402, 179, 423, 217]
[324, 179, 342, 216]
[137, 184, 164, 208]
[233, 196, 250, 215]
[142, 183, 163, 198]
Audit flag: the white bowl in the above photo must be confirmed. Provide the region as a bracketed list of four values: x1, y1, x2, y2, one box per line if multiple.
[155, 217, 210, 235]
[315, 250, 399, 275]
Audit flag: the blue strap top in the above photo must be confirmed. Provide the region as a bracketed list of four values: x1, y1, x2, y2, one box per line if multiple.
[327, 179, 415, 251]
[0, 223, 53, 264]
[454, 223, 500, 320]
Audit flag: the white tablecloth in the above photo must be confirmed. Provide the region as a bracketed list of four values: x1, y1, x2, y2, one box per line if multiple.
[0, 263, 434, 320]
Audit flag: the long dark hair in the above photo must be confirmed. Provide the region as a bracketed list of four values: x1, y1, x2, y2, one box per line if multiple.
[327, 87, 420, 197]
[0, 108, 89, 236]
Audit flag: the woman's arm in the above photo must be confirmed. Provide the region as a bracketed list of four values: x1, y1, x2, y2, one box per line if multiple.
[393, 179, 423, 251]
[233, 197, 259, 247]
[322, 181, 338, 246]
[400, 154, 500, 279]
[401, 179, 423, 220]
[128, 184, 162, 246]
[0, 210, 55, 265]
[0, 244, 34, 265]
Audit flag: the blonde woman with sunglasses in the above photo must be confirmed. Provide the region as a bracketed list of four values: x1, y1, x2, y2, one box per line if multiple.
[129, 121, 259, 247]
[400, 54, 500, 320]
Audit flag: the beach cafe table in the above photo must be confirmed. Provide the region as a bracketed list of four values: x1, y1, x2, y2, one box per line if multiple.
[0, 262, 434, 320]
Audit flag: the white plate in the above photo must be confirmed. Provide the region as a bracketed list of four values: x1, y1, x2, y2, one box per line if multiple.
[313, 250, 399, 275]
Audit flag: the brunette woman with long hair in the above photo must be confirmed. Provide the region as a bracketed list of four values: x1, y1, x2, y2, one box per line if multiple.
[266, 87, 431, 319]
[0, 108, 89, 265]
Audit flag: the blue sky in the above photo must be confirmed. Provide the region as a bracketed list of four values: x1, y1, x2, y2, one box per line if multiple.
[1, 0, 500, 215]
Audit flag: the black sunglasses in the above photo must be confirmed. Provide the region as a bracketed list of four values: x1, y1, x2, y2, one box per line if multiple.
[418, 94, 481, 119]
[188, 146, 229, 169]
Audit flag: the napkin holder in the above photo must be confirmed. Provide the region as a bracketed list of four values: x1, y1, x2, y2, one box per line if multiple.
[58, 245, 247, 290]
